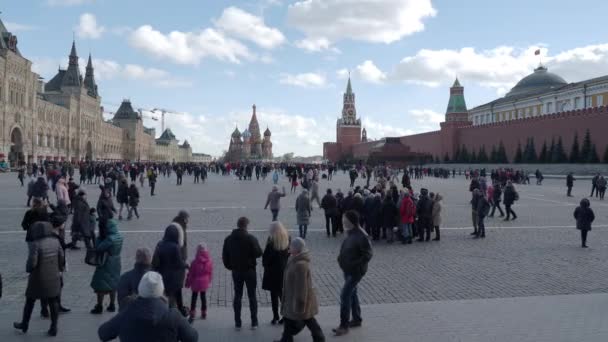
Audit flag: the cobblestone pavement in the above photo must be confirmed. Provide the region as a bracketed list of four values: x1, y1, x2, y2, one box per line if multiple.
[1, 293, 607, 342]
[1, 171, 608, 314]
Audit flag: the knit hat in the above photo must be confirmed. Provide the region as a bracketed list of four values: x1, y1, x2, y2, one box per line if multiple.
[138, 271, 165, 298]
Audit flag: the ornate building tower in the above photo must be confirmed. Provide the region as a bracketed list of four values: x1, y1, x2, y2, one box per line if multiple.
[84, 54, 98, 98]
[362, 128, 368, 142]
[248, 104, 263, 158]
[227, 126, 242, 161]
[336, 77, 362, 150]
[241, 128, 251, 159]
[262, 127, 273, 159]
[445, 78, 468, 122]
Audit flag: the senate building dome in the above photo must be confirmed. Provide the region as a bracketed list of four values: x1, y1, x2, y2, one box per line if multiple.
[505, 65, 567, 98]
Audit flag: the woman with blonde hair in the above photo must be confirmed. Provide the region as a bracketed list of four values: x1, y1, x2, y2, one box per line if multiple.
[262, 221, 290, 325]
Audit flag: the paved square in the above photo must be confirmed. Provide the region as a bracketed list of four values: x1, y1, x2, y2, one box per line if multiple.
[1, 170, 608, 316]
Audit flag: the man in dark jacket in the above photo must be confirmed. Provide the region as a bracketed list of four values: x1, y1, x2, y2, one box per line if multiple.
[67, 189, 92, 250]
[475, 194, 490, 238]
[470, 189, 482, 235]
[416, 189, 434, 242]
[489, 183, 505, 218]
[98, 271, 198, 342]
[333, 210, 373, 337]
[222, 217, 263, 330]
[321, 189, 338, 237]
[117, 248, 152, 310]
[566, 172, 575, 197]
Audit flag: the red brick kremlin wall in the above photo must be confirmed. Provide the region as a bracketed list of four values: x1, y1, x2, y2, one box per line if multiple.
[325, 106, 608, 163]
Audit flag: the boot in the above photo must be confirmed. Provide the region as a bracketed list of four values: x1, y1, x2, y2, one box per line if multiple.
[90, 304, 103, 314]
[13, 322, 28, 333]
[188, 309, 195, 324]
[201, 310, 207, 320]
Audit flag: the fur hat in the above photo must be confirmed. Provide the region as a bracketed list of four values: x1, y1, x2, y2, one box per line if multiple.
[138, 271, 165, 298]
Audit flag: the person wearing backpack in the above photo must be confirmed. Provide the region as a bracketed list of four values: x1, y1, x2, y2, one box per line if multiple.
[503, 181, 518, 221]
[475, 194, 491, 238]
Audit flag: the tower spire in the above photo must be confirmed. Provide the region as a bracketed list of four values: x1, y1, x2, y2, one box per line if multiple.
[69, 40, 78, 65]
[346, 75, 353, 95]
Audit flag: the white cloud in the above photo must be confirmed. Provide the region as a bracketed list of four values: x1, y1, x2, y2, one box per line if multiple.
[288, 0, 436, 49]
[362, 117, 414, 139]
[355, 60, 387, 84]
[215, 7, 285, 49]
[279, 72, 327, 88]
[129, 25, 254, 65]
[294, 37, 331, 52]
[76, 13, 105, 39]
[409, 109, 444, 125]
[47, 0, 93, 6]
[336, 68, 349, 79]
[389, 44, 608, 94]
[4, 22, 37, 32]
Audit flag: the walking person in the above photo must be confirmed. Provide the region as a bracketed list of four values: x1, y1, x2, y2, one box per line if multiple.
[591, 173, 600, 197]
[116, 179, 128, 220]
[98, 271, 198, 342]
[274, 238, 325, 342]
[265, 186, 287, 221]
[67, 189, 93, 250]
[149, 170, 157, 196]
[262, 222, 290, 325]
[90, 219, 124, 314]
[152, 225, 189, 315]
[13, 221, 65, 336]
[97, 187, 116, 222]
[489, 183, 505, 217]
[416, 189, 433, 242]
[597, 176, 607, 200]
[295, 189, 312, 239]
[431, 193, 442, 241]
[222, 217, 263, 330]
[474, 194, 490, 239]
[185, 243, 213, 323]
[22, 198, 50, 242]
[310, 180, 321, 208]
[470, 189, 482, 235]
[566, 172, 575, 197]
[321, 189, 338, 237]
[333, 210, 373, 337]
[503, 181, 519, 221]
[127, 184, 140, 220]
[574, 198, 595, 248]
[381, 194, 399, 243]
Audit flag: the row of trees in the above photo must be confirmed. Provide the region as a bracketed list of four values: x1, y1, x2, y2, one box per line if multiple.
[441, 130, 608, 164]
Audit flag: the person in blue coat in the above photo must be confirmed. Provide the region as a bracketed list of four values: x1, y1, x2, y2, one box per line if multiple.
[90, 218, 123, 314]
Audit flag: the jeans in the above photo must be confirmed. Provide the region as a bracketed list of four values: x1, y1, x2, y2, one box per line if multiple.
[324, 213, 336, 236]
[270, 290, 281, 320]
[477, 216, 486, 236]
[21, 297, 58, 330]
[505, 204, 517, 220]
[280, 317, 325, 342]
[581, 230, 589, 246]
[490, 200, 504, 216]
[299, 225, 308, 239]
[271, 209, 279, 221]
[471, 210, 478, 233]
[232, 270, 258, 326]
[401, 223, 412, 240]
[339, 273, 362, 328]
[150, 182, 156, 196]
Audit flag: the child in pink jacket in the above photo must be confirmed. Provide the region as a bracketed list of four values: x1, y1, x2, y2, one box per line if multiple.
[185, 243, 213, 322]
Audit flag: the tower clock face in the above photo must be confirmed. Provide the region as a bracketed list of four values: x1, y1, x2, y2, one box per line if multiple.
[348, 110, 354, 116]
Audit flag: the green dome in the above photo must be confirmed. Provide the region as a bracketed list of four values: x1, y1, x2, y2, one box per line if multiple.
[506, 66, 567, 98]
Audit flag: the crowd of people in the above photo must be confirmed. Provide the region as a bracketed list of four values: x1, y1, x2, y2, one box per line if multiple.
[6, 159, 605, 341]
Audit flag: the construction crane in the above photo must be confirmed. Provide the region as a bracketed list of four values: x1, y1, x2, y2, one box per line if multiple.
[137, 109, 159, 122]
[150, 108, 183, 133]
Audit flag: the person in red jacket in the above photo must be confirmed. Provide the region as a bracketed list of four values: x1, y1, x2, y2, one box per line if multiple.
[399, 191, 415, 244]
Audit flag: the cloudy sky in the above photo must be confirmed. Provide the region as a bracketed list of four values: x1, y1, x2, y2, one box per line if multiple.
[5, 0, 608, 156]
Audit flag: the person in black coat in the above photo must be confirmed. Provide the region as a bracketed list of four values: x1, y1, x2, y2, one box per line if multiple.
[369, 194, 383, 240]
[489, 183, 505, 218]
[152, 226, 189, 314]
[97, 187, 116, 222]
[68, 189, 92, 249]
[321, 189, 338, 237]
[381, 195, 399, 243]
[574, 198, 595, 248]
[116, 179, 129, 220]
[566, 172, 575, 197]
[222, 217, 263, 329]
[117, 248, 152, 310]
[261, 222, 290, 325]
[127, 184, 140, 220]
[416, 189, 433, 242]
[334, 210, 373, 337]
[22, 198, 50, 242]
[503, 181, 518, 221]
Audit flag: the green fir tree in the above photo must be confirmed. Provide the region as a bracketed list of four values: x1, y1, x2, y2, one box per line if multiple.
[553, 137, 567, 163]
[589, 144, 600, 163]
[444, 153, 451, 163]
[497, 141, 508, 163]
[580, 129, 593, 163]
[538, 140, 548, 163]
[490, 145, 498, 163]
[460, 145, 469, 163]
[470, 150, 478, 163]
[514, 142, 523, 163]
[604, 145, 608, 163]
[569, 133, 580, 163]
[478, 146, 489, 163]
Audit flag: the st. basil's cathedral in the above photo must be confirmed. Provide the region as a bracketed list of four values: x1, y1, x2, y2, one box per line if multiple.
[226, 105, 273, 161]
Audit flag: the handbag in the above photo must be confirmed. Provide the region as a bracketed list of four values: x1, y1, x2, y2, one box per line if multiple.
[85, 248, 108, 267]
